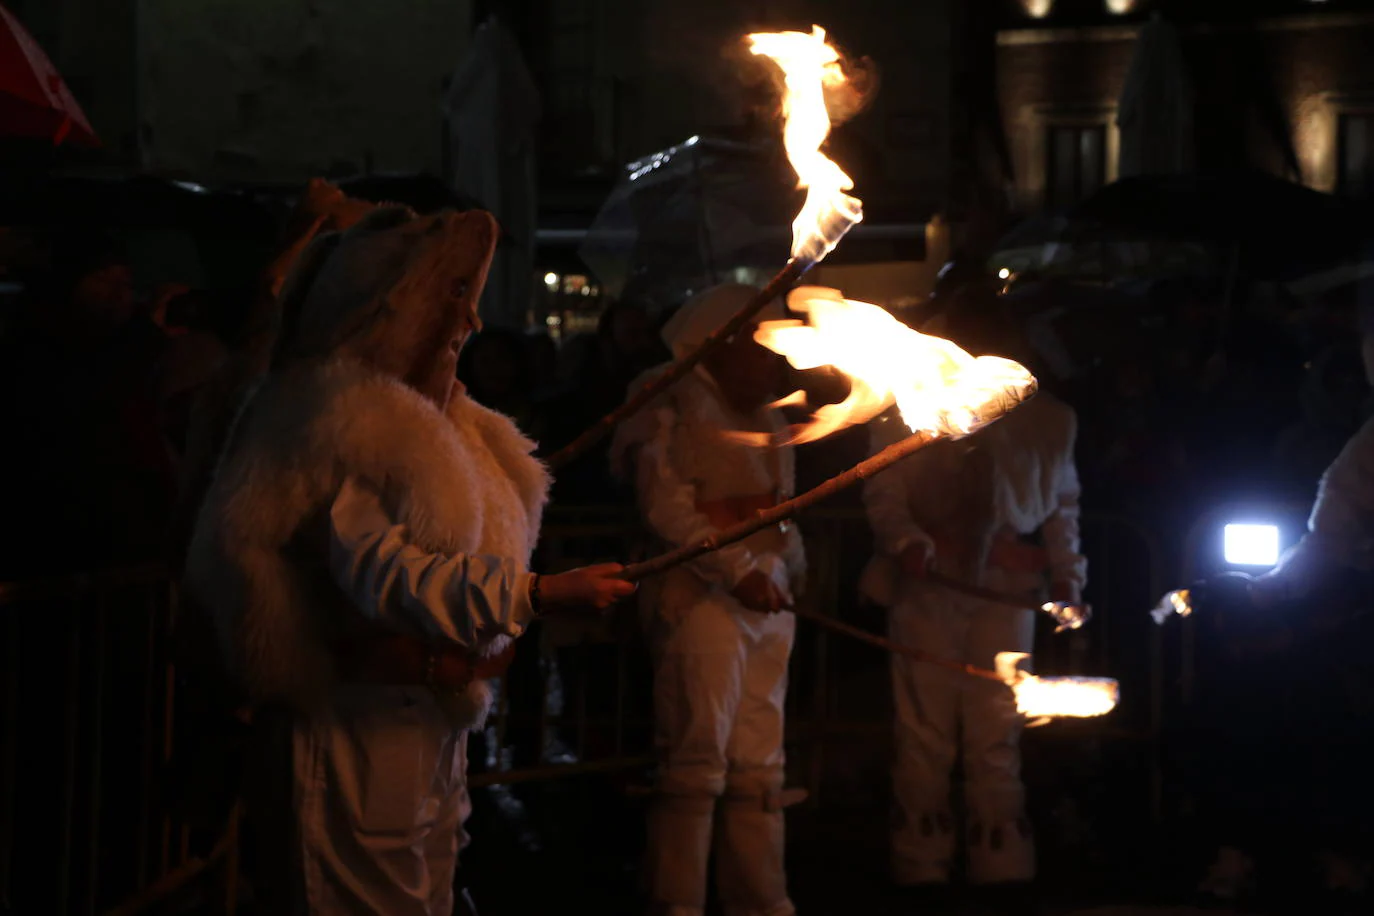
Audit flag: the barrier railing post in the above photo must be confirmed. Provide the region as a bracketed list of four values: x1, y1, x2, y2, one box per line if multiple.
[614, 626, 627, 758]
[162, 584, 180, 878]
[85, 594, 107, 916]
[1, 603, 17, 911]
[223, 802, 241, 915]
[135, 587, 159, 891]
[59, 610, 81, 915]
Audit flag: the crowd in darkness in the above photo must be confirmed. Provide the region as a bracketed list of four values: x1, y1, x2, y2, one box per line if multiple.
[0, 227, 673, 583]
[2, 218, 1369, 582]
[4, 193, 1374, 913]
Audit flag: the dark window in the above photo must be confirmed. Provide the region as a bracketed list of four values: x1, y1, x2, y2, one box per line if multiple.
[1045, 124, 1106, 207]
[1338, 113, 1374, 198]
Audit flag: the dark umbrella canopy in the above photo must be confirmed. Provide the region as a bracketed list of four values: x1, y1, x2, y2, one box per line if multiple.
[1067, 172, 1366, 279]
[579, 136, 798, 309]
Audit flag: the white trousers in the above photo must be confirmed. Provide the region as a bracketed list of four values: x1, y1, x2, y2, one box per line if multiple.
[645, 583, 796, 916]
[889, 584, 1035, 885]
[289, 685, 470, 915]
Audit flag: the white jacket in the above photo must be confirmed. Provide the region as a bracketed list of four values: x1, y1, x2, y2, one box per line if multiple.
[1257, 414, 1374, 601]
[861, 392, 1087, 604]
[186, 357, 549, 720]
[613, 367, 807, 616]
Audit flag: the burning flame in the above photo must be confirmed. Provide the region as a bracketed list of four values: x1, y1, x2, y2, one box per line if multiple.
[747, 25, 863, 263]
[734, 286, 1037, 446]
[1042, 601, 1091, 633]
[1150, 588, 1193, 626]
[996, 653, 1119, 721]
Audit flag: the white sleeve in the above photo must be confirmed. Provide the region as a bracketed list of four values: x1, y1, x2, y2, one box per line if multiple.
[861, 415, 934, 557]
[328, 476, 536, 647]
[632, 405, 762, 590]
[1042, 417, 1088, 599]
[1255, 417, 1374, 601]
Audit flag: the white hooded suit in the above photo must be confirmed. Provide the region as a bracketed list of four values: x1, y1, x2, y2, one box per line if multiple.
[187, 208, 549, 914]
[612, 285, 806, 916]
[1255, 413, 1374, 602]
[861, 392, 1086, 885]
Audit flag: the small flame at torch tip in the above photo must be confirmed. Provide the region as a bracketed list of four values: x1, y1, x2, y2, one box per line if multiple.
[725, 286, 1038, 447]
[1042, 601, 1091, 633]
[995, 652, 1119, 719]
[747, 25, 864, 262]
[1150, 588, 1193, 625]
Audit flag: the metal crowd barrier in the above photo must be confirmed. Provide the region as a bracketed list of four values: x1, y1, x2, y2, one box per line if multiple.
[0, 506, 1169, 914]
[0, 564, 232, 916]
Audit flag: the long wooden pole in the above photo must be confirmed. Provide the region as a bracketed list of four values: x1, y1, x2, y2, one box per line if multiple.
[616, 387, 1038, 681]
[620, 383, 1037, 582]
[621, 426, 933, 579]
[545, 257, 811, 470]
[925, 570, 1037, 611]
[790, 606, 1003, 681]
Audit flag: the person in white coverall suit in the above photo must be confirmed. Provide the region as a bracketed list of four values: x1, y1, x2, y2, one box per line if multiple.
[186, 206, 633, 915]
[1250, 413, 1374, 603]
[612, 284, 807, 916]
[861, 387, 1086, 889]
[1181, 411, 1374, 906]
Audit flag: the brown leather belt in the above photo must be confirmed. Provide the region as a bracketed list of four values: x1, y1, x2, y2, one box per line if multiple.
[932, 529, 1049, 576]
[987, 537, 1050, 574]
[336, 633, 516, 690]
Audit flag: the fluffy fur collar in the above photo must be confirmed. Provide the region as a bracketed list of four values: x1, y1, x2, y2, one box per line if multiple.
[186, 357, 549, 718]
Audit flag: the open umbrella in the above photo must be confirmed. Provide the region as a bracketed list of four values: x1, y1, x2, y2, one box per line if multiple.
[1067, 171, 1366, 281]
[578, 135, 797, 310]
[0, 3, 98, 147]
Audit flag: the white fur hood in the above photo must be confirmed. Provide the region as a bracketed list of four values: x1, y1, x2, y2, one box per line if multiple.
[186, 356, 550, 712]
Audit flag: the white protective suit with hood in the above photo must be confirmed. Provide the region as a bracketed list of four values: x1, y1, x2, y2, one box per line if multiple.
[611, 284, 806, 916]
[860, 392, 1086, 886]
[187, 207, 549, 915]
[1253, 413, 1374, 603]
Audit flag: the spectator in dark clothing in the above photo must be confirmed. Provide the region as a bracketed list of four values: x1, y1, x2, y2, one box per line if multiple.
[526, 328, 560, 399]
[1272, 343, 1369, 498]
[1078, 348, 1193, 518]
[0, 231, 176, 578]
[458, 325, 541, 435]
[539, 300, 669, 503]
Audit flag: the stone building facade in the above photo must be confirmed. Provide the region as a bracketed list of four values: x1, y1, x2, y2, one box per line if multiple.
[994, 0, 1374, 211]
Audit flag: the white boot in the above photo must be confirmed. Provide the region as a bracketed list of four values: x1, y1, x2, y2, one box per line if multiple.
[966, 815, 1036, 885]
[891, 805, 956, 886]
[645, 792, 716, 916]
[715, 789, 796, 916]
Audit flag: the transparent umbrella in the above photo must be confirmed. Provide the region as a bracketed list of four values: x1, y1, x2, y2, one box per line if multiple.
[579, 136, 800, 310]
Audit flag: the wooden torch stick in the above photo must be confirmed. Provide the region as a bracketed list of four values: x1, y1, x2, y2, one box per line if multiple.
[924, 570, 1039, 611]
[545, 257, 811, 470]
[614, 427, 1007, 682]
[790, 606, 1004, 681]
[622, 427, 933, 580]
[620, 384, 1037, 584]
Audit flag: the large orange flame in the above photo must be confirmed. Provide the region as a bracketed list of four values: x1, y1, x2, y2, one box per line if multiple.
[732, 286, 1037, 446]
[996, 653, 1119, 721]
[747, 25, 863, 263]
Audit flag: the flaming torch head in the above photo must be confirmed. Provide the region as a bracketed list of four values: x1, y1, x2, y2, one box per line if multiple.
[1042, 601, 1092, 633]
[1150, 588, 1193, 626]
[734, 286, 1038, 446]
[747, 25, 864, 264]
[995, 652, 1119, 721]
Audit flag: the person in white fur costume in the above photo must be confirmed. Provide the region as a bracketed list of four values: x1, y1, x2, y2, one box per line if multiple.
[186, 205, 633, 915]
[861, 381, 1086, 892]
[612, 284, 807, 916]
